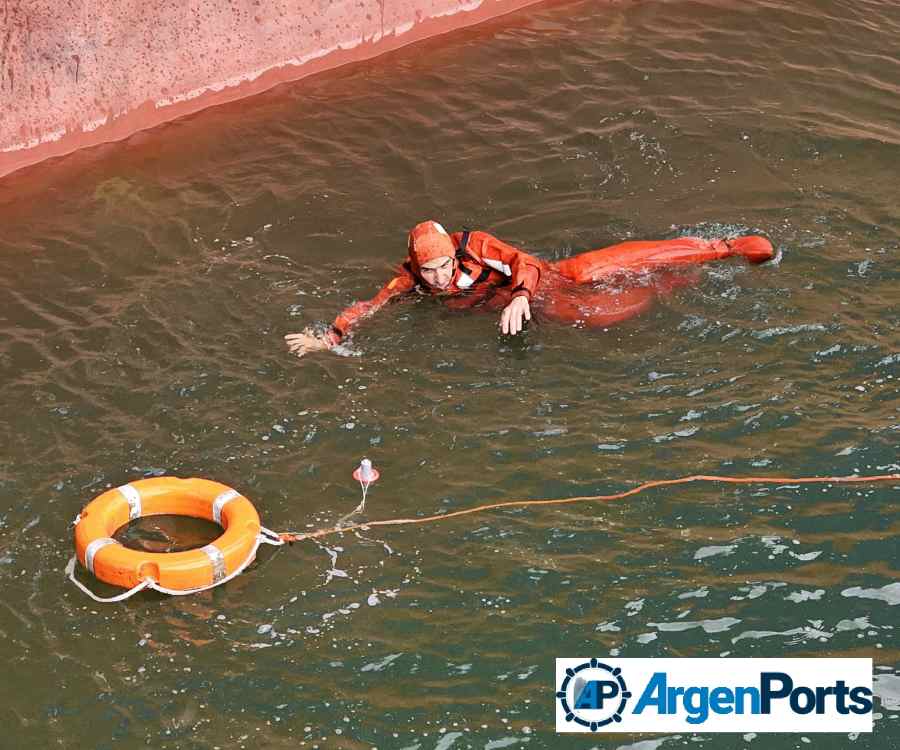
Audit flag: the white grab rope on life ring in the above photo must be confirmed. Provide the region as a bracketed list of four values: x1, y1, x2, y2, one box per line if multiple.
[66, 527, 284, 603]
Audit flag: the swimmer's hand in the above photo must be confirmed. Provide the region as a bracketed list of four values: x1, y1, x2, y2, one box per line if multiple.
[500, 296, 531, 335]
[284, 327, 337, 357]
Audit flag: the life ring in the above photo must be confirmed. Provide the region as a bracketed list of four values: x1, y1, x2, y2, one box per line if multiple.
[74, 477, 262, 591]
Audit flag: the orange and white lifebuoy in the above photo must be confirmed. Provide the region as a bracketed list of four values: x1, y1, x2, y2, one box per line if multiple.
[72, 477, 280, 598]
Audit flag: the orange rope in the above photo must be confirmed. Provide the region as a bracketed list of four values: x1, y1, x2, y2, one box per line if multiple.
[278, 472, 900, 544]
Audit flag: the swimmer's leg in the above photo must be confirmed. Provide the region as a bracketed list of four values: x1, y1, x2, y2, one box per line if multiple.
[539, 270, 700, 328]
[647, 267, 702, 295]
[540, 286, 656, 328]
[554, 236, 774, 283]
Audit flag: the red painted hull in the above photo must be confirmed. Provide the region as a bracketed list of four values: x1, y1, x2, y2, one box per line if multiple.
[0, 0, 546, 180]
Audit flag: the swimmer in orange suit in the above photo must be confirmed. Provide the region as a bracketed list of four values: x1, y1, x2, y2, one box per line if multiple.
[285, 220, 774, 356]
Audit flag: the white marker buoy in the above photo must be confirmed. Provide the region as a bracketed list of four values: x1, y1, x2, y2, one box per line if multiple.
[343, 458, 380, 520]
[352, 458, 380, 484]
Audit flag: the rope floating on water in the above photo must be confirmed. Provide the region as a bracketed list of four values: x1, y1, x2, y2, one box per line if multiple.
[277, 472, 900, 544]
[67, 472, 897, 602]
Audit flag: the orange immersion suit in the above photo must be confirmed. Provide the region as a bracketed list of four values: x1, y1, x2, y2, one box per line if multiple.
[326, 229, 774, 342]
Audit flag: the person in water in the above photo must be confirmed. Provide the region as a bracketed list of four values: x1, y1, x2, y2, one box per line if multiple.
[285, 220, 774, 356]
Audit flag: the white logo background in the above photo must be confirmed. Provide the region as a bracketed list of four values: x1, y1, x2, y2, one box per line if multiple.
[556, 658, 872, 733]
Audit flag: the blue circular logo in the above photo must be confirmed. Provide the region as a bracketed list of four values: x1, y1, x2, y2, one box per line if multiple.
[556, 659, 631, 731]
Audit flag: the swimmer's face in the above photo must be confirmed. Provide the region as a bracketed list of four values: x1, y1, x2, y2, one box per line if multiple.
[419, 256, 455, 290]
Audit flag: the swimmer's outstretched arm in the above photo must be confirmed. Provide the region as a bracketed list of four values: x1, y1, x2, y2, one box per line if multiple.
[285, 272, 416, 357]
[466, 231, 543, 335]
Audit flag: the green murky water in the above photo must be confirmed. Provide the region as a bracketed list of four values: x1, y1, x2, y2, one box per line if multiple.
[0, 1, 897, 747]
